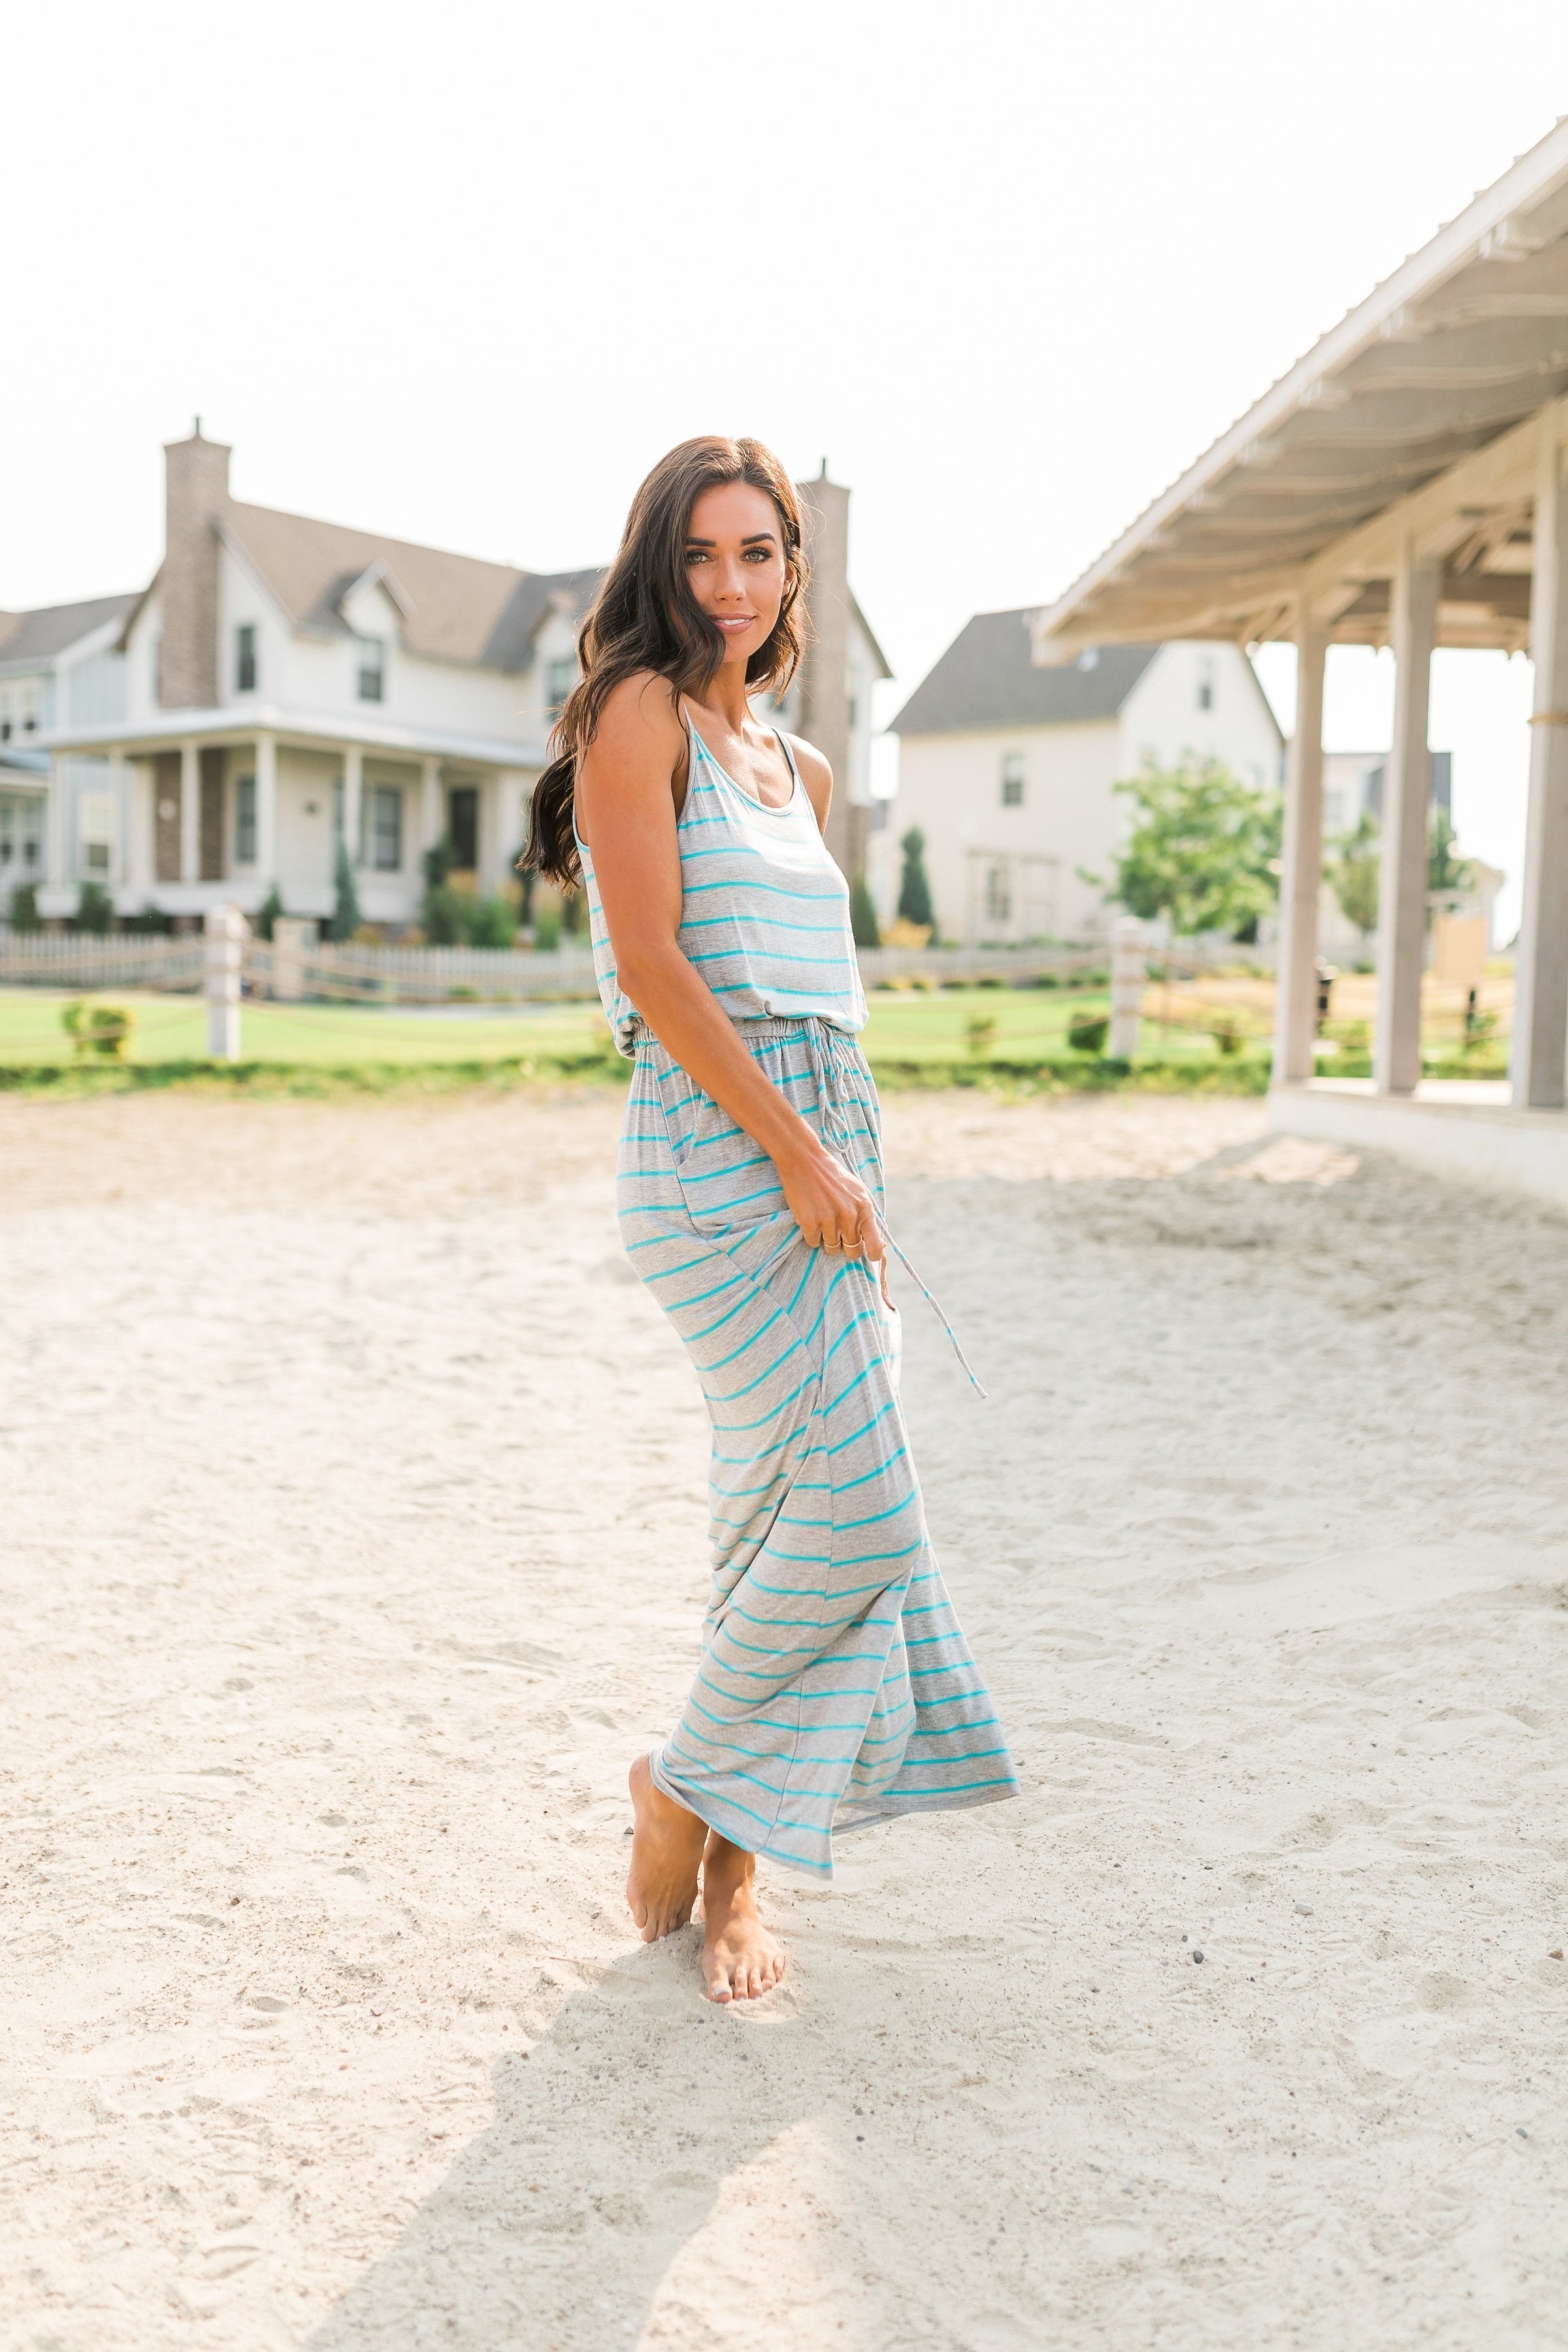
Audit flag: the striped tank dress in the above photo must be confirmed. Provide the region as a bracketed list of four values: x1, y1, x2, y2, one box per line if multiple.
[577, 713, 1017, 1878]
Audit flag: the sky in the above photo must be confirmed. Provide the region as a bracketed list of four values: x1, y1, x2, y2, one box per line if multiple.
[7, 0, 1568, 932]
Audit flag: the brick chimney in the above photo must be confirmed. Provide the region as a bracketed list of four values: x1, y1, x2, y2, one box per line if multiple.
[793, 466, 862, 880]
[159, 421, 231, 709]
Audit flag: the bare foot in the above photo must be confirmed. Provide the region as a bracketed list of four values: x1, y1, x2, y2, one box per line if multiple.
[699, 1831, 786, 2003]
[626, 1755, 706, 1942]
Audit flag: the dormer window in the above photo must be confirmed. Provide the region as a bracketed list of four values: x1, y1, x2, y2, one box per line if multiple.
[355, 636, 385, 703]
[1000, 751, 1025, 808]
[1197, 656, 1215, 711]
[235, 623, 257, 693]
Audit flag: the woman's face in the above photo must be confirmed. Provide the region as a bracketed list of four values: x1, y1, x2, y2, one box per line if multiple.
[683, 481, 787, 670]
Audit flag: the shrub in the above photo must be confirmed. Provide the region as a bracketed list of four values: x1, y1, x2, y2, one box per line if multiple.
[532, 901, 563, 951]
[255, 883, 286, 941]
[421, 883, 467, 945]
[8, 882, 41, 932]
[1068, 1013, 1110, 1054]
[849, 874, 881, 949]
[61, 999, 135, 1057]
[128, 902, 172, 936]
[329, 841, 362, 941]
[965, 1015, 998, 1057]
[466, 895, 519, 949]
[75, 881, 116, 934]
[897, 828, 936, 936]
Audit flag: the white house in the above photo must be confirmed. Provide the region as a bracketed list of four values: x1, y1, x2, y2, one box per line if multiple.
[887, 617, 1284, 944]
[0, 593, 139, 909]
[31, 429, 887, 930]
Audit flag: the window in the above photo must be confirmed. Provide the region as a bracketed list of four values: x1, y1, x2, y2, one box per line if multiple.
[77, 788, 114, 877]
[355, 635, 385, 703]
[546, 656, 576, 721]
[234, 774, 257, 864]
[447, 784, 479, 870]
[985, 862, 1012, 925]
[1196, 656, 1215, 711]
[235, 623, 257, 693]
[1000, 751, 1025, 808]
[370, 784, 404, 871]
[871, 795, 890, 832]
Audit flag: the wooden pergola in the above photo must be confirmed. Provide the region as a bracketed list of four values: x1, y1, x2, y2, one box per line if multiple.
[1035, 116, 1568, 1112]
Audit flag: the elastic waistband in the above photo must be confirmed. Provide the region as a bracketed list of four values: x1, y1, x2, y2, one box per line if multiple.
[632, 1015, 859, 1053]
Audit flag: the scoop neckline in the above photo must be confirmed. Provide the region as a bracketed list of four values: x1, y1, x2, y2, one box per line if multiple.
[687, 716, 801, 816]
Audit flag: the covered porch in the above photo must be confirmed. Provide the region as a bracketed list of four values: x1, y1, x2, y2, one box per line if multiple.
[35, 706, 544, 929]
[1034, 118, 1568, 1190]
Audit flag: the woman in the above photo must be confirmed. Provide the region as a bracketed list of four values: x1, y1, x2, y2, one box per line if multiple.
[525, 436, 1015, 2004]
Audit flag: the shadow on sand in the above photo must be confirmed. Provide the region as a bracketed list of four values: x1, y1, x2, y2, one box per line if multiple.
[302, 1910, 940, 2352]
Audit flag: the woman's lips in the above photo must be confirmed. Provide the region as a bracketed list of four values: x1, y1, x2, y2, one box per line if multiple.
[715, 615, 756, 632]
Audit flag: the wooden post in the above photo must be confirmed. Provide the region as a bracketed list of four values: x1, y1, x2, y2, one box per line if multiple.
[1514, 421, 1568, 1109]
[1272, 622, 1328, 1085]
[1109, 915, 1145, 1058]
[204, 902, 246, 1060]
[271, 915, 310, 1002]
[1373, 545, 1439, 1094]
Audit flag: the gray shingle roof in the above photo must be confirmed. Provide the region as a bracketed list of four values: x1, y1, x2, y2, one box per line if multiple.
[890, 610, 1159, 735]
[0, 592, 140, 668]
[222, 502, 604, 672]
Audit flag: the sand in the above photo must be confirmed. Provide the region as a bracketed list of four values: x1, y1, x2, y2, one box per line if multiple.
[3, 1083, 1567, 2350]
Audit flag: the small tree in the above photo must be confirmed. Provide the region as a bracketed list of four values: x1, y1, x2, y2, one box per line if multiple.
[255, 883, 286, 941]
[466, 896, 519, 948]
[329, 840, 362, 942]
[1328, 811, 1380, 939]
[1427, 807, 1475, 906]
[849, 873, 881, 948]
[75, 880, 116, 934]
[1095, 757, 1281, 940]
[897, 828, 936, 935]
[7, 883, 41, 932]
[509, 845, 535, 923]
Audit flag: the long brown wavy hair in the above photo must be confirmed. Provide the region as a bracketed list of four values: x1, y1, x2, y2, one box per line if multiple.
[521, 436, 809, 888]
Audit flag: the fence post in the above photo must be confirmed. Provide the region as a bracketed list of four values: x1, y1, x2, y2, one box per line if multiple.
[1109, 916, 1145, 1059]
[204, 903, 247, 1061]
[271, 916, 310, 1001]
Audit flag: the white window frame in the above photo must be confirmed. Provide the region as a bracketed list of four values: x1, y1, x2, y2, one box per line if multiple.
[369, 783, 404, 872]
[355, 636, 386, 704]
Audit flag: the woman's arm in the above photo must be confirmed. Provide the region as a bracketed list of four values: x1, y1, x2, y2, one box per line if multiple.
[575, 678, 883, 1267]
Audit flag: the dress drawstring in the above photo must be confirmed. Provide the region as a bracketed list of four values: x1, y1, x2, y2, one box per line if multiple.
[796, 1019, 988, 1402]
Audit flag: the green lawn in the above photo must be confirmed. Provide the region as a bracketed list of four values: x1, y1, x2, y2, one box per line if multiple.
[0, 990, 615, 1068]
[0, 984, 1271, 1071]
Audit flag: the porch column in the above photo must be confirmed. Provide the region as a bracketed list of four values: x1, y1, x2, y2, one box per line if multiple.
[46, 750, 69, 889]
[255, 734, 278, 883]
[1512, 421, 1568, 1109]
[420, 757, 443, 866]
[342, 743, 364, 868]
[107, 747, 130, 894]
[125, 759, 154, 895]
[1372, 544, 1439, 1094]
[179, 740, 201, 883]
[1271, 619, 1328, 1085]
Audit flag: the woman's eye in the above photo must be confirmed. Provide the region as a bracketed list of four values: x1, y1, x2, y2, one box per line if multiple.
[683, 548, 710, 565]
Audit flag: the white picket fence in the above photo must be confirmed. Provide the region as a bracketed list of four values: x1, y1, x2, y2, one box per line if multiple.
[0, 928, 1273, 1005]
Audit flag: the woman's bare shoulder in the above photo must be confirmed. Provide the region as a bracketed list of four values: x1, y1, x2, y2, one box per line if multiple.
[780, 731, 832, 816]
[594, 671, 685, 754]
